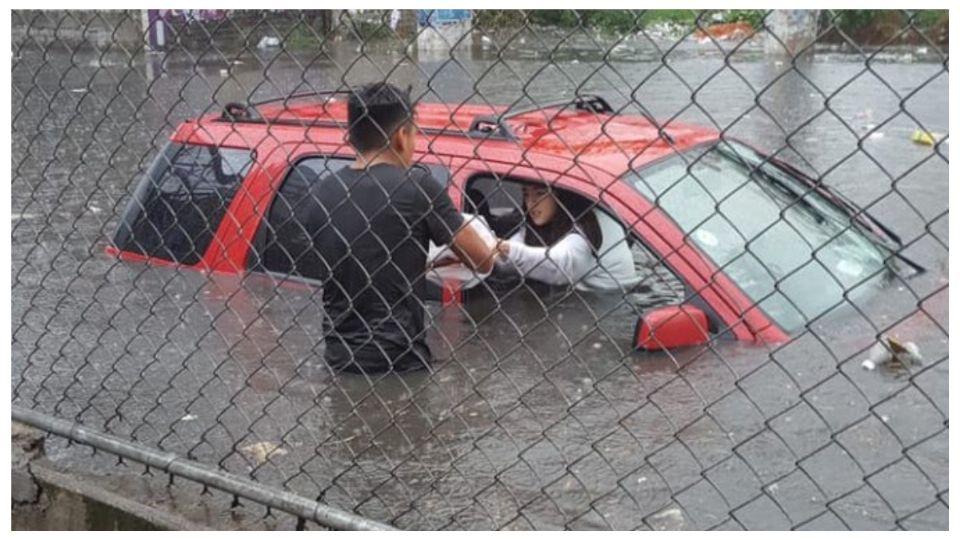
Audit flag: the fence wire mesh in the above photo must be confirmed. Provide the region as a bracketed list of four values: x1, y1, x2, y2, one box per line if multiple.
[12, 9, 949, 530]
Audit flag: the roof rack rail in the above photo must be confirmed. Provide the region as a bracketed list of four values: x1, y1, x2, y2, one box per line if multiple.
[467, 115, 517, 140]
[462, 95, 612, 141]
[501, 94, 614, 120]
[220, 91, 350, 122]
[222, 91, 633, 143]
[250, 90, 352, 108]
[221, 102, 262, 122]
[213, 114, 518, 142]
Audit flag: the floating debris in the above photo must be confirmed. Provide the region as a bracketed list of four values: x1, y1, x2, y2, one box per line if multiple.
[180, 414, 197, 422]
[240, 441, 287, 465]
[257, 36, 281, 49]
[911, 129, 940, 146]
[861, 335, 922, 371]
[648, 507, 685, 530]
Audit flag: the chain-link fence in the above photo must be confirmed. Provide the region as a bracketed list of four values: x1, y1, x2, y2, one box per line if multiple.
[12, 9, 948, 530]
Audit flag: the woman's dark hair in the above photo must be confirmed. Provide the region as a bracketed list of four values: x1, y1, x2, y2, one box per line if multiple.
[347, 82, 414, 153]
[524, 188, 602, 252]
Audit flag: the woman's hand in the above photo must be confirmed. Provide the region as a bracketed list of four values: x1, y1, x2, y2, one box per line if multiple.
[496, 239, 511, 261]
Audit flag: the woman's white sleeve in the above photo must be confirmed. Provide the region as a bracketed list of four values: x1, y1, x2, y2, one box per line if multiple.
[505, 232, 594, 285]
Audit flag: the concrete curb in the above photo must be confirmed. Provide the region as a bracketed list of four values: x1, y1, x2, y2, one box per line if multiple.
[21, 462, 212, 530]
[12, 421, 209, 531]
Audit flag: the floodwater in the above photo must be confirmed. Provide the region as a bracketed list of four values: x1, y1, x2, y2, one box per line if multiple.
[12, 27, 948, 530]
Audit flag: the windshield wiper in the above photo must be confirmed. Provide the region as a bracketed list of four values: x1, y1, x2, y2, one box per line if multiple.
[768, 156, 907, 247]
[720, 145, 925, 276]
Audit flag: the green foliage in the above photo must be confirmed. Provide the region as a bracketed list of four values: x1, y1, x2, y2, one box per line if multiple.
[526, 10, 582, 28]
[523, 10, 641, 33]
[283, 24, 323, 49]
[908, 10, 947, 28]
[828, 9, 882, 32]
[584, 11, 642, 34]
[638, 10, 697, 25]
[476, 10, 767, 35]
[474, 10, 526, 29]
[348, 18, 391, 41]
[724, 10, 767, 28]
[823, 9, 947, 40]
[476, 9, 946, 37]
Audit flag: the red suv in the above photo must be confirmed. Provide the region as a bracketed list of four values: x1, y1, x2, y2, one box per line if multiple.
[109, 92, 921, 349]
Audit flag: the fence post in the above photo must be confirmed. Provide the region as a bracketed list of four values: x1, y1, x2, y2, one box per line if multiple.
[765, 9, 819, 59]
[141, 9, 166, 51]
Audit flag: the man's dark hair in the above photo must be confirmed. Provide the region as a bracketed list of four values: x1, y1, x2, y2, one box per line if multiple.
[347, 82, 414, 153]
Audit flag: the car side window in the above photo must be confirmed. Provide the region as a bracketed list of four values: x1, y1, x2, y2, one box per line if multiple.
[466, 173, 689, 302]
[464, 174, 526, 237]
[626, 233, 688, 306]
[465, 174, 523, 214]
[113, 142, 254, 265]
[255, 156, 352, 275]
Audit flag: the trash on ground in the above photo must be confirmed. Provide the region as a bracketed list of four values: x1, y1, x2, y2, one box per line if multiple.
[862, 335, 922, 371]
[911, 129, 940, 146]
[257, 36, 281, 49]
[241, 441, 287, 465]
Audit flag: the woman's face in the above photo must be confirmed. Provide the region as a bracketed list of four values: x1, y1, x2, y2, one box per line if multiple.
[523, 185, 559, 227]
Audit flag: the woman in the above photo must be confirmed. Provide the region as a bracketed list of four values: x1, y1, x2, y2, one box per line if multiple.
[495, 184, 640, 291]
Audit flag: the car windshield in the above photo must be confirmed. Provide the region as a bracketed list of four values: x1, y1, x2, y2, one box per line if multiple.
[624, 140, 892, 333]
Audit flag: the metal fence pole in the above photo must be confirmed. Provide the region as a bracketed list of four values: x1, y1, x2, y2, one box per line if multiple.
[12, 406, 396, 531]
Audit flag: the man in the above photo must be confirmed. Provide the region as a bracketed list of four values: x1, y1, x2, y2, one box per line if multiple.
[295, 82, 496, 374]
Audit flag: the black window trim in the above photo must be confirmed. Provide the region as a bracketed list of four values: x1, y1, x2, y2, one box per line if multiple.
[113, 140, 255, 266]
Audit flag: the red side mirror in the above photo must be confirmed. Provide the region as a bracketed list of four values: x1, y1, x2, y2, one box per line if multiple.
[635, 305, 710, 351]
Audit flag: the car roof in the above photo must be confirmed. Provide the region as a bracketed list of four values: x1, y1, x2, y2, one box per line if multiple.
[188, 96, 719, 179]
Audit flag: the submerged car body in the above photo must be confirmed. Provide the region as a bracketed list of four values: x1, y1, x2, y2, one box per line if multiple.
[109, 92, 917, 347]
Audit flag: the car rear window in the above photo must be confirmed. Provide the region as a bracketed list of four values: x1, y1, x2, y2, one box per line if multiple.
[112, 142, 254, 265]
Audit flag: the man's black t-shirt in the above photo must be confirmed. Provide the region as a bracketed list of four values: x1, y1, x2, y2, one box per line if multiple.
[287, 163, 463, 374]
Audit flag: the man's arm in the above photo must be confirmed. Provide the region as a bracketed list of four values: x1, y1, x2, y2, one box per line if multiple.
[418, 171, 498, 274]
[448, 218, 498, 274]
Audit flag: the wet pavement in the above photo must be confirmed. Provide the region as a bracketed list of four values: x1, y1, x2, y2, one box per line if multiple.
[12, 28, 948, 530]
